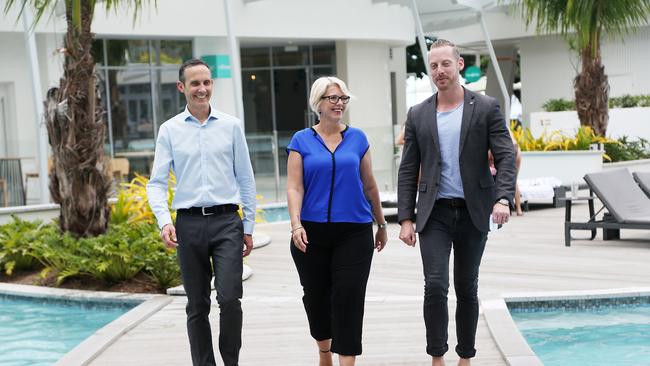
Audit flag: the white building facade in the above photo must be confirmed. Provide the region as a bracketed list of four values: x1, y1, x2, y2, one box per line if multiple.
[0, 0, 414, 203]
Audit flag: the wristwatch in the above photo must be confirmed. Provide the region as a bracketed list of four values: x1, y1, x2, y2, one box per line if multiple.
[496, 198, 510, 207]
[377, 222, 387, 229]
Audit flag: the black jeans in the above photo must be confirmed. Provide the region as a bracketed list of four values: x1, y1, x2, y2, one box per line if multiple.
[418, 203, 487, 359]
[290, 221, 374, 356]
[176, 210, 244, 366]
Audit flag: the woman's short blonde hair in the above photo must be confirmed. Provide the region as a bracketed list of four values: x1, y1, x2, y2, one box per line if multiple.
[308, 76, 353, 116]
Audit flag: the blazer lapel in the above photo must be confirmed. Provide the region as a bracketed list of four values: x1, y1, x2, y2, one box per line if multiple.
[458, 89, 476, 155]
[427, 94, 441, 152]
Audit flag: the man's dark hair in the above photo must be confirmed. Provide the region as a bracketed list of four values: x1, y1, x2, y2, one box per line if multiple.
[178, 59, 210, 83]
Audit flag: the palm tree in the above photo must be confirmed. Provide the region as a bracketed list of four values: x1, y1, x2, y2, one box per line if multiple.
[4, 0, 151, 237]
[511, 0, 650, 136]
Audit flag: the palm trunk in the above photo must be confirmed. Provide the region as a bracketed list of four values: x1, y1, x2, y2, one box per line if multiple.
[45, 1, 111, 237]
[574, 45, 610, 136]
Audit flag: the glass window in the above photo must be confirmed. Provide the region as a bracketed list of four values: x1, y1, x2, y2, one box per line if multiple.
[312, 44, 335, 65]
[242, 70, 272, 134]
[312, 66, 336, 80]
[91, 39, 105, 66]
[107, 39, 150, 66]
[108, 69, 154, 154]
[152, 69, 185, 124]
[272, 45, 309, 67]
[241, 47, 270, 68]
[154, 40, 193, 66]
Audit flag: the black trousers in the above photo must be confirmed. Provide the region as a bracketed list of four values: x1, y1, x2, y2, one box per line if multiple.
[290, 221, 374, 356]
[176, 210, 244, 366]
[418, 203, 487, 359]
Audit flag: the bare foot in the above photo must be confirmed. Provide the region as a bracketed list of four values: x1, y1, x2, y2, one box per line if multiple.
[457, 358, 471, 366]
[432, 356, 446, 366]
[516, 209, 524, 216]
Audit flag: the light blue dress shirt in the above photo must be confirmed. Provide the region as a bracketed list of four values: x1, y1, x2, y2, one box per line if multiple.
[146, 106, 256, 234]
[436, 102, 465, 199]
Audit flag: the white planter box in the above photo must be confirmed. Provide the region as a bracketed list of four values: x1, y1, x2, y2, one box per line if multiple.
[519, 150, 604, 186]
[529, 107, 650, 140]
[602, 158, 650, 173]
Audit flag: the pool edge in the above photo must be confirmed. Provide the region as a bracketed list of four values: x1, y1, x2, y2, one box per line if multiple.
[482, 287, 650, 366]
[0, 283, 173, 366]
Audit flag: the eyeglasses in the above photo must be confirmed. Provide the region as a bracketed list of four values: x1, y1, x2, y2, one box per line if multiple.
[321, 95, 351, 104]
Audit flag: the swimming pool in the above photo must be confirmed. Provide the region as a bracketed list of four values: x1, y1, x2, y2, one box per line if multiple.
[0, 293, 139, 366]
[509, 296, 650, 365]
[260, 204, 289, 222]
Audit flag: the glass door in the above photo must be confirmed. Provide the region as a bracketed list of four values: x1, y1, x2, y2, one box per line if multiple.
[274, 68, 309, 177]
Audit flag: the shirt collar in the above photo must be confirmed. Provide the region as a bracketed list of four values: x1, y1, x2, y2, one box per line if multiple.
[182, 105, 219, 124]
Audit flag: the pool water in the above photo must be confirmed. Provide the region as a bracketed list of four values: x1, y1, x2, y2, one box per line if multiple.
[0, 294, 138, 366]
[260, 206, 289, 222]
[511, 303, 650, 365]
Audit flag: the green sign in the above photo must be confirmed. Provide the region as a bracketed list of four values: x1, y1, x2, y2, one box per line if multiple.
[201, 54, 231, 79]
[464, 65, 481, 83]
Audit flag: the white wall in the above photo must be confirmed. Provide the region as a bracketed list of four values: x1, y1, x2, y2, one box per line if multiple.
[88, 0, 413, 45]
[0, 33, 37, 165]
[519, 35, 576, 124]
[337, 40, 395, 190]
[520, 28, 650, 125]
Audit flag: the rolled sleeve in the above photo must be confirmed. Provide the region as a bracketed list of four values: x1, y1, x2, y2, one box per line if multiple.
[146, 126, 174, 229]
[233, 121, 256, 234]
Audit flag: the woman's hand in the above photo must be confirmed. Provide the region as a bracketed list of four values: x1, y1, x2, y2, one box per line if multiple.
[375, 227, 387, 252]
[292, 226, 309, 253]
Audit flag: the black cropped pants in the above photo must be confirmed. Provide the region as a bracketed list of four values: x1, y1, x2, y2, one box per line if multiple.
[290, 221, 374, 356]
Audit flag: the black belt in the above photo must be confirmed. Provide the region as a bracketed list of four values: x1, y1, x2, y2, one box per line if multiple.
[177, 204, 239, 216]
[435, 198, 466, 208]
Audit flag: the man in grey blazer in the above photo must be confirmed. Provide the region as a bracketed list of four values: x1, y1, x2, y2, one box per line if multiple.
[397, 39, 515, 366]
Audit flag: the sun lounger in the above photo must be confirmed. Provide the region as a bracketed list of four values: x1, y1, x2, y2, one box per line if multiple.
[564, 169, 650, 246]
[632, 171, 650, 198]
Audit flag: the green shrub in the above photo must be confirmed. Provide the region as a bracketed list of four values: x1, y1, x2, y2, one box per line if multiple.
[542, 98, 575, 112]
[543, 94, 650, 111]
[0, 216, 51, 275]
[511, 123, 614, 153]
[30, 221, 180, 287]
[604, 136, 650, 163]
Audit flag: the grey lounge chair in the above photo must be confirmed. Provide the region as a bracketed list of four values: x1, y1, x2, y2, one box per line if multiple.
[564, 169, 650, 246]
[632, 171, 650, 198]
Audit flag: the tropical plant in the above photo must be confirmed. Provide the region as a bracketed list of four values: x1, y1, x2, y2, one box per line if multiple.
[509, 0, 650, 136]
[0, 216, 52, 275]
[111, 173, 176, 225]
[510, 122, 614, 156]
[542, 94, 650, 111]
[604, 136, 650, 162]
[542, 98, 575, 112]
[4, 0, 153, 237]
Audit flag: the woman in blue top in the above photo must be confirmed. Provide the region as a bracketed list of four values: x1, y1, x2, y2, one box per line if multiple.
[287, 76, 387, 366]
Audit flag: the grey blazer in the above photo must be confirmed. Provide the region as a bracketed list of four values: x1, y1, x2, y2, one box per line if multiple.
[397, 88, 516, 233]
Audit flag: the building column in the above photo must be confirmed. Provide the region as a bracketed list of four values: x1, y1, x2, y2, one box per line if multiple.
[194, 36, 237, 118]
[485, 45, 517, 115]
[336, 40, 397, 191]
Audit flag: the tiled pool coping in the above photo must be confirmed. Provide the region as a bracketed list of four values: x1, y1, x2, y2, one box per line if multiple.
[0, 282, 172, 366]
[482, 287, 650, 366]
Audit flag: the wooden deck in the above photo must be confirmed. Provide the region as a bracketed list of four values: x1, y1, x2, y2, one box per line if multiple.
[90, 203, 650, 365]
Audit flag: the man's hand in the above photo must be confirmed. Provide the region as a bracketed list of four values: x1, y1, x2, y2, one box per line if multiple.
[492, 203, 510, 225]
[399, 220, 417, 246]
[243, 234, 253, 257]
[160, 224, 178, 248]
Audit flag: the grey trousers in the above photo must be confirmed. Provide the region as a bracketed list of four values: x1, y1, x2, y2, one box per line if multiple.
[418, 204, 487, 359]
[176, 210, 244, 366]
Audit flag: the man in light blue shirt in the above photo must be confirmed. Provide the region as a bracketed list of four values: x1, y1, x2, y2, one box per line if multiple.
[147, 59, 256, 366]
